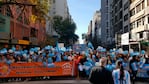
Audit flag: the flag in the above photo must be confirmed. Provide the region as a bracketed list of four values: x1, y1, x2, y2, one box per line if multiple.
[87, 42, 94, 50]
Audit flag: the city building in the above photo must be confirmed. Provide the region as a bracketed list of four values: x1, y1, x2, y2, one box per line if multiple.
[109, 0, 149, 51]
[86, 10, 101, 48]
[0, 0, 46, 47]
[101, 0, 114, 48]
[46, 0, 70, 38]
[129, 0, 149, 51]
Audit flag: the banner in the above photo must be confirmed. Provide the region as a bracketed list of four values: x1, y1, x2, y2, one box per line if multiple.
[73, 44, 87, 53]
[0, 61, 75, 78]
[121, 32, 129, 45]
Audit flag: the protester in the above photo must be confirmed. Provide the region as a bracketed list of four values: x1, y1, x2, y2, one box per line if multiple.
[112, 60, 131, 84]
[89, 57, 114, 84]
[129, 54, 138, 84]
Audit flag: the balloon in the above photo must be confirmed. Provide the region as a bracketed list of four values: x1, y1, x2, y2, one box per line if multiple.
[141, 50, 145, 54]
[24, 50, 28, 54]
[123, 50, 128, 55]
[47, 57, 53, 63]
[48, 53, 54, 57]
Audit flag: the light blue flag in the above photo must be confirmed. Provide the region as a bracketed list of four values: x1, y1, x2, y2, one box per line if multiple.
[87, 42, 94, 50]
[55, 41, 60, 52]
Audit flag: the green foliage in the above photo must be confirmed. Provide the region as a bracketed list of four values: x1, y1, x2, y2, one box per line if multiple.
[53, 16, 79, 46]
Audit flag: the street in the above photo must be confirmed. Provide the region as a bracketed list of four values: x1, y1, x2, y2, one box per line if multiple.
[1, 80, 149, 84]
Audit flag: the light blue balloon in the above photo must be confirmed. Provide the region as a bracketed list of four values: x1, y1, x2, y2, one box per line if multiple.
[48, 53, 54, 57]
[48, 57, 53, 63]
[123, 50, 128, 55]
[11, 47, 16, 51]
[24, 50, 28, 54]
[141, 50, 145, 54]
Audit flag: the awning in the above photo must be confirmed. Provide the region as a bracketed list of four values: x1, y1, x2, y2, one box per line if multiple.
[140, 41, 149, 46]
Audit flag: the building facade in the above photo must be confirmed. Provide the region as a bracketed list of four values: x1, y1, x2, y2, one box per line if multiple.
[46, 0, 70, 38]
[86, 11, 101, 48]
[129, 0, 149, 51]
[101, 0, 114, 48]
[0, 0, 46, 47]
[109, 0, 149, 51]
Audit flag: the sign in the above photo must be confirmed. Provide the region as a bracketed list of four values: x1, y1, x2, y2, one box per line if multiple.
[121, 33, 129, 45]
[0, 61, 75, 78]
[58, 43, 64, 48]
[73, 44, 87, 52]
[18, 40, 30, 45]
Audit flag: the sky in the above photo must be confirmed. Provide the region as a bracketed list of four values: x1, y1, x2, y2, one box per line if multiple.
[67, 0, 101, 44]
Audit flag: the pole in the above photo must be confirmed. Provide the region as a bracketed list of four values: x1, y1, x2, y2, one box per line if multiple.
[138, 42, 141, 52]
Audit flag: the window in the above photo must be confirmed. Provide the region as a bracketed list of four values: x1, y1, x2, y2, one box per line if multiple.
[139, 32, 143, 38]
[148, 16, 149, 23]
[124, 1, 129, 10]
[124, 14, 128, 21]
[0, 6, 2, 13]
[130, 22, 135, 29]
[142, 1, 145, 9]
[17, 15, 23, 23]
[130, 8, 135, 16]
[136, 4, 141, 13]
[137, 19, 141, 27]
[106, 0, 108, 5]
[119, 11, 122, 19]
[6, 7, 13, 17]
[142, 17, 145, 25]
[119, 0, 122, 8]
[24, 16, 29, 25]
[124, 25, 128, 33]
[53, 0, 55, 3]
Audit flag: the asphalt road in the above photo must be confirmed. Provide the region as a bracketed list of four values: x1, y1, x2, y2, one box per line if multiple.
[1, 80, 149, 84]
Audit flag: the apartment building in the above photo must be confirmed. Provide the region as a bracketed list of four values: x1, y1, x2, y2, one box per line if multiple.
[129, 0, 149, 51]
[46, 0, 70, 37]
[92, 11, 101, 40]
[110, 0, 123, 48]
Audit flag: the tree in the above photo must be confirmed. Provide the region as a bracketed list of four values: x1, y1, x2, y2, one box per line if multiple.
[53, 16, 79, 46]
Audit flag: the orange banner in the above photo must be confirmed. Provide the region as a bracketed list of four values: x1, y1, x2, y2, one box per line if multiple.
[0, 61, 75, 78]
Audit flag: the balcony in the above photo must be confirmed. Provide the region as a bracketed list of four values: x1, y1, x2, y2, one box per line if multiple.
[130, 9, 145, 23]
[131, 25, 145, 33]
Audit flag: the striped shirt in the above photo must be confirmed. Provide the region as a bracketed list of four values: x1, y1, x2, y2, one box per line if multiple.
[112, 69, 131, 84]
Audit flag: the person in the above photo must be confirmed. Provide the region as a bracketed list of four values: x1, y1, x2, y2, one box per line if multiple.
[112, 60, 131, 84]
[89, 57, 114, 84]
[129, 54, 138, 84]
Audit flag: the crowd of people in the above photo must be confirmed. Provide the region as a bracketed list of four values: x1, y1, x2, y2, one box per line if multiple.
[0, 44, 149, 84]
